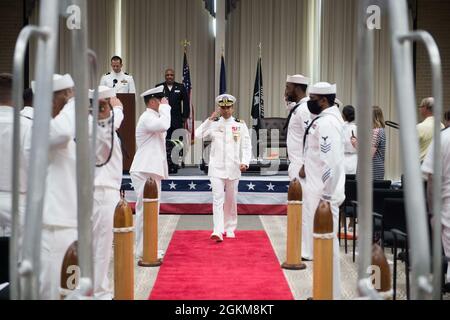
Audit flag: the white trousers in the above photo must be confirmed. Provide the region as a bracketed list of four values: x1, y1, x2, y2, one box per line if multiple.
[210, 177, 239, 235]
[0, 192, 25, 238]
[40, 226, 77, 300]
[301, 187, 316, 260]
[303, 190, 342, 300]
[131, 172, 161, 259]
[92, 187, 120, 300]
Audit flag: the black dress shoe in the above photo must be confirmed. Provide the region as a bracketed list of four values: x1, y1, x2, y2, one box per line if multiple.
[443, 283, 450, 294]
[302, 257, 313, 262]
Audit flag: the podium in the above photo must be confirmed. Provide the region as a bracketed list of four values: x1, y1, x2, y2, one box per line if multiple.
[117, 94, 136, 172]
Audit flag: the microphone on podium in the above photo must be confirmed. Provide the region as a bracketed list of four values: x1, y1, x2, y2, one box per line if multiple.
[113, 79, 118, 88]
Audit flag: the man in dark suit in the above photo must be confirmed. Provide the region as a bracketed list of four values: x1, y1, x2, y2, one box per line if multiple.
[156, 68, 190, 140]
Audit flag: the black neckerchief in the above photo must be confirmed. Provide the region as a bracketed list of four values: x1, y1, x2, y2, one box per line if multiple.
[283, 103, 301, 131]
[303, 116, 321, 152]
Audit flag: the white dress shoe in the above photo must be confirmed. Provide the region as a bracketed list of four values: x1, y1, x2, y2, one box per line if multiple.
[225, 231, 235, 238]
[210, 232, 223, 242]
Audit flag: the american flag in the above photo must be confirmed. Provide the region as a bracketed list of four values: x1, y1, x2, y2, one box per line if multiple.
[183, 52, 195, 144]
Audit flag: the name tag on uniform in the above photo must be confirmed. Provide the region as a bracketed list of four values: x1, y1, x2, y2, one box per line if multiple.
[175, 90, 181, 93]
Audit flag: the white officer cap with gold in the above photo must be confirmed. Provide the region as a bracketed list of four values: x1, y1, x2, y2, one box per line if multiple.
[216, 94, 236, 107]
[286, 74, 310, 85]
[309, 82, 337, 95]
[141, 85, 165, 100]
[31, 74, 75, 93]
[89, 85, 116, 100]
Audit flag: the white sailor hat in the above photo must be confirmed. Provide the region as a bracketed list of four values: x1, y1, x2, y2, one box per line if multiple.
[89, 86, 116, 100]
[53, 74, 75, 92]
[140, 85, 165, 99]
[216, 94, 236, 107]
[286, 74, 310, 85]
[30, 74, 74, 93]
[309, 82, 337, 95]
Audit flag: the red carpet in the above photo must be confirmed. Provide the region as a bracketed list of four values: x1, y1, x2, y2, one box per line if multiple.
[149, 231, 294, 300]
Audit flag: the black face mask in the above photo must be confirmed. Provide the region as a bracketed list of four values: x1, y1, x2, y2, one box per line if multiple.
[307, 99, 322, 115]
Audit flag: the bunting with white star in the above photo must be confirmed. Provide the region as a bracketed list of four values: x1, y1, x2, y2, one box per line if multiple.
[122, 175, 290, 215]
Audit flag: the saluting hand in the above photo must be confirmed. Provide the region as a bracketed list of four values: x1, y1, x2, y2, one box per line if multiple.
[109, 97, 123, 108]
[209, 108, 220, 121]
[161, 97, 169, 105]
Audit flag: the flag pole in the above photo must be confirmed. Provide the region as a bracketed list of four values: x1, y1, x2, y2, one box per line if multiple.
[181, 39, 195, 147]
[258, 43, 262, 120]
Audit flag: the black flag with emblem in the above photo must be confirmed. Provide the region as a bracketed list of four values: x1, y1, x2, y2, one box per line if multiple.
[251, 57, 264, 131]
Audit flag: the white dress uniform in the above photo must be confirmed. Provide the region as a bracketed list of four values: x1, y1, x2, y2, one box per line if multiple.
[343, 121, 358, 174]
[422, 127, 450, 285]
[303, 83, 345, 299]
[0, 106, 32, 237]
[130, 86, 171, 258]
[286, 75, 311, 181]
[20, 106, 34, 120]
[39, 74, 114, 300]
[285, 75, 313, 259]
[91, 86, 124, 300]
[195, 94, 252, 240]
[100, 71, 136, 94]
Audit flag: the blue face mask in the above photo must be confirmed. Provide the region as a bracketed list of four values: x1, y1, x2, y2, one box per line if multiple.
[307, 99, 322, 115]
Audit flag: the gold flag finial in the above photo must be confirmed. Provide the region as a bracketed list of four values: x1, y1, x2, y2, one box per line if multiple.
[181, 40, 191, 52]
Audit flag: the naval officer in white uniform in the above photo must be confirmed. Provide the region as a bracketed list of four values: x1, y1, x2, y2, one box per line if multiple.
[0, 74, 32, 238]
[91, 86, 124, 300]
[39, 74, 114, 300]
[130, 86, 171, 258]
[284, 75, 313, 260]
[100, 56, 136, 94]
[195, 94, 252, 242]
[303, 82, 345, 299]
